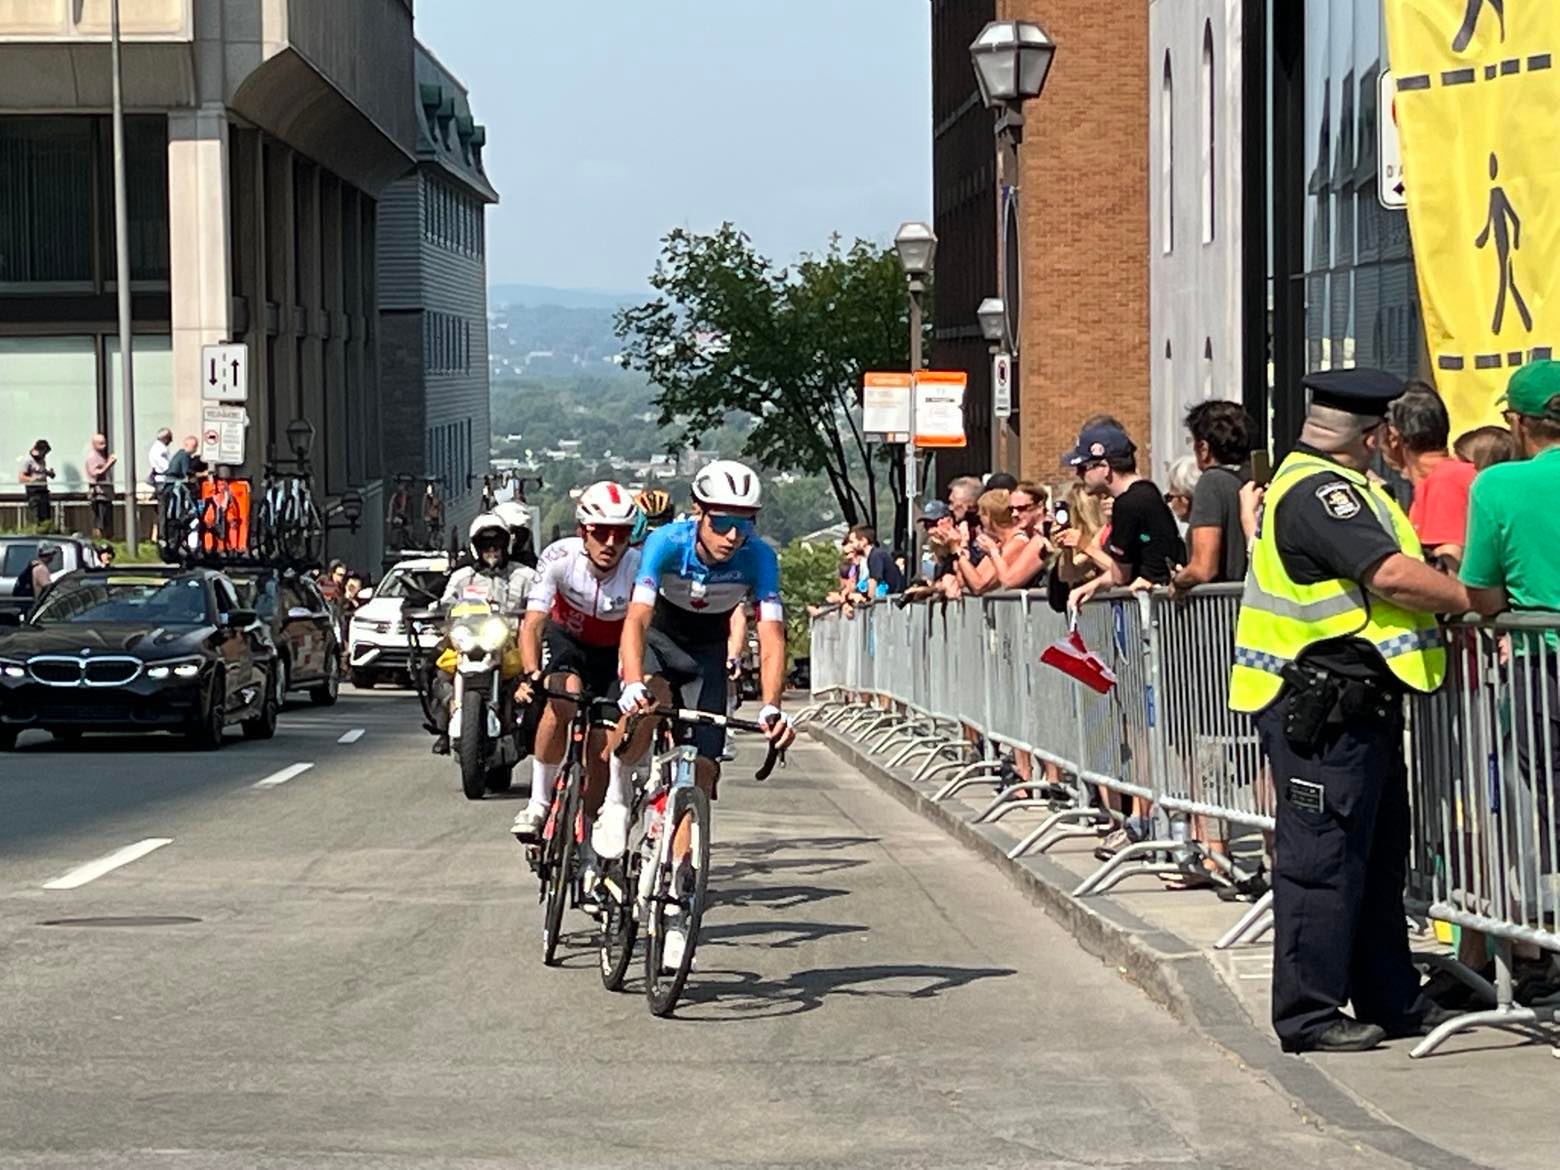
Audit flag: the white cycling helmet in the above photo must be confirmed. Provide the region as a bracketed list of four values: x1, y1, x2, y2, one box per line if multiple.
[575, 481, 639, 526]
[493, 501, 530, 532]
[691, 459, 762, 509]
[468, 512, 509, 558]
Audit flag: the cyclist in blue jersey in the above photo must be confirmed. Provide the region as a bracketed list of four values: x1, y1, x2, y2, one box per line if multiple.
[616, 459, 796, 789]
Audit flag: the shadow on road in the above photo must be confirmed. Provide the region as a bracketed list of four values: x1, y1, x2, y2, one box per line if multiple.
[675, 962, 1018, 1021]
[698, 918, 869, 950]
[708, 884, 851, 912]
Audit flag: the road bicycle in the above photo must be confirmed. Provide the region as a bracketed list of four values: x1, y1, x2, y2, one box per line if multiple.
[253, 466, 323, 566]
[529, 684, 622, 966]
[598, 706, 783, 1016]
[156, 475, 241, 564]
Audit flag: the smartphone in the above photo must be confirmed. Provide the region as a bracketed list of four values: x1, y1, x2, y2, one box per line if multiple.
[1250, 450, 1272, 485]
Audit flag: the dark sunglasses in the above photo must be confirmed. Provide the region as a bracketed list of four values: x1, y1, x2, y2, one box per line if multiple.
[705, 514, 747, 535]
[584, 524, 632, 544]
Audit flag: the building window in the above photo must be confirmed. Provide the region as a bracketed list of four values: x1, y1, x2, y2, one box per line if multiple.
[1163, 338, 1174, 406]
[105, 336, 173, 489]
[1161, 53, 1174, 255]
[1202, 336, 1214, 400]
[0, 338, 98, 488]
[0, 118, 95, 285]
[1202, 22, 1215, 244]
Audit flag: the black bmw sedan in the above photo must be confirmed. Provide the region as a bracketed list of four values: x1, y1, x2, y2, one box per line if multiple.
[0, 567, 279, 751]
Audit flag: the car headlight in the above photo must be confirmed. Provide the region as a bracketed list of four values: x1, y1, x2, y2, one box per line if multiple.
[0, 660, 24, 680]
[476, 616, 509, 652]
[449, 623, 478, 653]
[148, 659, 202, 681]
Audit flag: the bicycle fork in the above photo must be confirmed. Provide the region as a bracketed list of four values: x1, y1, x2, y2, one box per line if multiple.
[637, 747, 699, 925]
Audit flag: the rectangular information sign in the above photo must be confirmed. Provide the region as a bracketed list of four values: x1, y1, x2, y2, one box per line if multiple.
[862, 371, 912, 443]
[914, 371, 968, 448]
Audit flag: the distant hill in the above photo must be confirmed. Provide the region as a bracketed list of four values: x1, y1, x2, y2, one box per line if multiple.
[489, 284, 646, 311]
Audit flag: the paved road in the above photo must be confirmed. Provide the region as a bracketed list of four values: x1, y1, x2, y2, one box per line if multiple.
[0, 690, 1409, 1169]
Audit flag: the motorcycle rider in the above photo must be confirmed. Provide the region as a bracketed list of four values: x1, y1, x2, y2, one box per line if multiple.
[510, 482, 642, 859]
[494, 500, 539, 569]
[429, 513, 538, 755]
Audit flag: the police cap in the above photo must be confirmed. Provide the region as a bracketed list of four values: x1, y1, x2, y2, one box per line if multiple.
[1301, 368, 1406, 417]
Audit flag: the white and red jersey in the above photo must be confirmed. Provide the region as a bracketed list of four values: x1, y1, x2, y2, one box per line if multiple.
[527, 537, 641, 647]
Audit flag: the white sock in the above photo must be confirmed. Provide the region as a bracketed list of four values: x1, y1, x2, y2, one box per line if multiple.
[605, 752, 633, 809]
[529, 760, 560, 809]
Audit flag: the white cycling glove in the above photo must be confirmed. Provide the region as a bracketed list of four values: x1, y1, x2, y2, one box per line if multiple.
[618, 681, 651, 715]
[758, 704, 792, 734]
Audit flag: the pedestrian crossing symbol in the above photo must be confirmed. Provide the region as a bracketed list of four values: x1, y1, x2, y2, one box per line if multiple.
[1386, 0, 1558, 439]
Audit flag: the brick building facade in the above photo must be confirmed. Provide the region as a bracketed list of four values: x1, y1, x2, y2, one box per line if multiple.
[930, 0, 1151, 485]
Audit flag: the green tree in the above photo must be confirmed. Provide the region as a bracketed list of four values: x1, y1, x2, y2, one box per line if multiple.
[616, 225, 929, 549]
[777, 539, 844, 658]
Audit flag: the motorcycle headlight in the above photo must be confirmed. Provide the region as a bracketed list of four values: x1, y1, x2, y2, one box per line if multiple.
[476, 616, 509, 652]
[450, 623, 478, 653]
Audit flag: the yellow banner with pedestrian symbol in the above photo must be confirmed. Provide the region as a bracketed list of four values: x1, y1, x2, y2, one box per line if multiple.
[1386, 0, 1560, 440]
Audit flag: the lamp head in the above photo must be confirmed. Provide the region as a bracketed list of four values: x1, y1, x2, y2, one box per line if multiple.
[971, 20, 1056, 108]
[284, 417, 316, 461]
[893, 221, 937, 279]
[977, 297, 1007, 343]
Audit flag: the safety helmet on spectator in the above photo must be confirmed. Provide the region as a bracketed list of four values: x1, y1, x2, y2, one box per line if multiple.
[575, 481, 638, 526]
[691, 460, 762, 510]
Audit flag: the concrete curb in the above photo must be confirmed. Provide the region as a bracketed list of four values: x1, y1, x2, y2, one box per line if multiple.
[810, 721, 1497, 1170]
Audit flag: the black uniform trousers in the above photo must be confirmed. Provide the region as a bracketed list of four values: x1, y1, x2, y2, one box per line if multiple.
[1256, 701, 1424, 1050]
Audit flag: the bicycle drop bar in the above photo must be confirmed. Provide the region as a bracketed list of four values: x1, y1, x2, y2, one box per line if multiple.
[621, 704, 785, 781]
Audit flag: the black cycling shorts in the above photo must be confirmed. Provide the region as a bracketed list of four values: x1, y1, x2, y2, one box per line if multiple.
[542, 622, 621, 703]
[643, 625, 729, 760]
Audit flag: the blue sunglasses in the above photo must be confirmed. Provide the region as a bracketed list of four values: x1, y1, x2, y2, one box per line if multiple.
[706, 514, 747, 535]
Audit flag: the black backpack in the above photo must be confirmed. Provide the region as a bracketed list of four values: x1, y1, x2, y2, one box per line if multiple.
[13, 562, 37, 599]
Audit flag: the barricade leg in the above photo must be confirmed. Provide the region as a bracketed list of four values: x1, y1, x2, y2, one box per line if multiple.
[1411, 938, 1559, 1058]
[1213, 889, 1274, 949]
[931, 760, 1007, 803]
[1072, 835, 1191, 897]
[1007, 808, 1113, 860]
[912, 743, 979, 786]
[891, 734, 959, 770]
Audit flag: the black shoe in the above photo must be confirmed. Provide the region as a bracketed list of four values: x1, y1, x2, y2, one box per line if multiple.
[1216, 864, 1269, 903]
[431, 734, 450, 756]
[1297, 1019, 1387, 1052]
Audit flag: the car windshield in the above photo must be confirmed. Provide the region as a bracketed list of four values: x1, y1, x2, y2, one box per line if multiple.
[230, 577, 276, 618]
[377, 568, 446, 602]
[2, 543, 39, 577]
[31, 576, 210, 626]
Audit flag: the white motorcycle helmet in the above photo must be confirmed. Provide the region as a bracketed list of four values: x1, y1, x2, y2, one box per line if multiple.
[575, 481, 639, 526]
[493, 500, 530, 533]
[691, 460, 762, 509]
[468, 512, 510, 562]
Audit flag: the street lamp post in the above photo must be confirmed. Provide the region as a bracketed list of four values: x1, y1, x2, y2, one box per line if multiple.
[894, 221, 936, 567]
[110, 0, 139, 551]
[978, 297, 1008, 473]
[970, 20, 1056, 477]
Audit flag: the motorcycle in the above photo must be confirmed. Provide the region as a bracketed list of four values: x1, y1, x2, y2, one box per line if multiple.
[434, 598, 526, 800]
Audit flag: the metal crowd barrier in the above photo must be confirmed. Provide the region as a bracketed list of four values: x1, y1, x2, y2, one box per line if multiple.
[803, 586, 1560, 1059]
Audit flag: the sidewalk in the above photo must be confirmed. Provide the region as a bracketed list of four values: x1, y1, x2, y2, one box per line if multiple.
[810, 720, 1559, 1170]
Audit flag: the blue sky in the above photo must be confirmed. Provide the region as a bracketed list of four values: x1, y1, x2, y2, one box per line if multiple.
[415, 1, 932, 292]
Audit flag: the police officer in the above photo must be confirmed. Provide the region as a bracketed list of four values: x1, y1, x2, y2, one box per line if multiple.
[1230, 368, 1469, 1052]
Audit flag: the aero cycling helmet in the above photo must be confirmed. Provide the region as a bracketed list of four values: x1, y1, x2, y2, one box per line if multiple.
[493, 500, 530, 532]
[634, 488, 674, 524]
[575, 481, 639, 526]
[691, 460, 761, 509]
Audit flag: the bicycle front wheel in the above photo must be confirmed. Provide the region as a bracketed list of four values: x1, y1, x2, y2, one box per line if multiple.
[541, 769, 583, 966]
[598, 848, 640, 992]
[645, 785, 711, 1017]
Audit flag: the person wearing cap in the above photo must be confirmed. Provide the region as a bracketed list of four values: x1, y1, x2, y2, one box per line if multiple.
[19, 439, 55, 527]
[1062, 420, 1186, 610]
[1230, 367, 1470, 1053]
[1460, 362, 1560, 991]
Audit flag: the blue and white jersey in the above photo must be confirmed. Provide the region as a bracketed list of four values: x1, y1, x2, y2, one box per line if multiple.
[632, 518, 783, 645]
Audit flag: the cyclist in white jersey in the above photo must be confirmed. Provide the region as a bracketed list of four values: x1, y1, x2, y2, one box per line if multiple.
[511, 482, 641, 858]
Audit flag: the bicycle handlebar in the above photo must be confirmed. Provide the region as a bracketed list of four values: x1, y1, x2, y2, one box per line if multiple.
[633, 704, 785, 782]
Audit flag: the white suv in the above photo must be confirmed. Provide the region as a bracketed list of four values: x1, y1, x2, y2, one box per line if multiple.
[348, 555, 449, 688]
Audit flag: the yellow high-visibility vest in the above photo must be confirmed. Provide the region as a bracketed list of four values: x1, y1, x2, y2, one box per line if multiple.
[1229, 451, 1446, 713]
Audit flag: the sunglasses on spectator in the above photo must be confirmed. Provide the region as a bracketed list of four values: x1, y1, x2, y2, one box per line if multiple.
[1164, 492, 1190, 504]
[584, 524, 632, 544]
[705, 514, 747, 535]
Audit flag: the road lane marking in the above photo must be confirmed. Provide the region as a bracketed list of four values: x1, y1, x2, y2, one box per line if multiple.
[43, 838, 173, 890]
[337, 728, 365, 744]
[253, 762, 315, 789]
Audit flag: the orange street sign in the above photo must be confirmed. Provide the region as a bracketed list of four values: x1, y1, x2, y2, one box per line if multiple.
[914, 371, 968, 448]
[863, 372, 913, 443]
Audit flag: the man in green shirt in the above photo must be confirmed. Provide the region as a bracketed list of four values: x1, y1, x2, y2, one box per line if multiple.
[1459, 360, 1559, 994]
